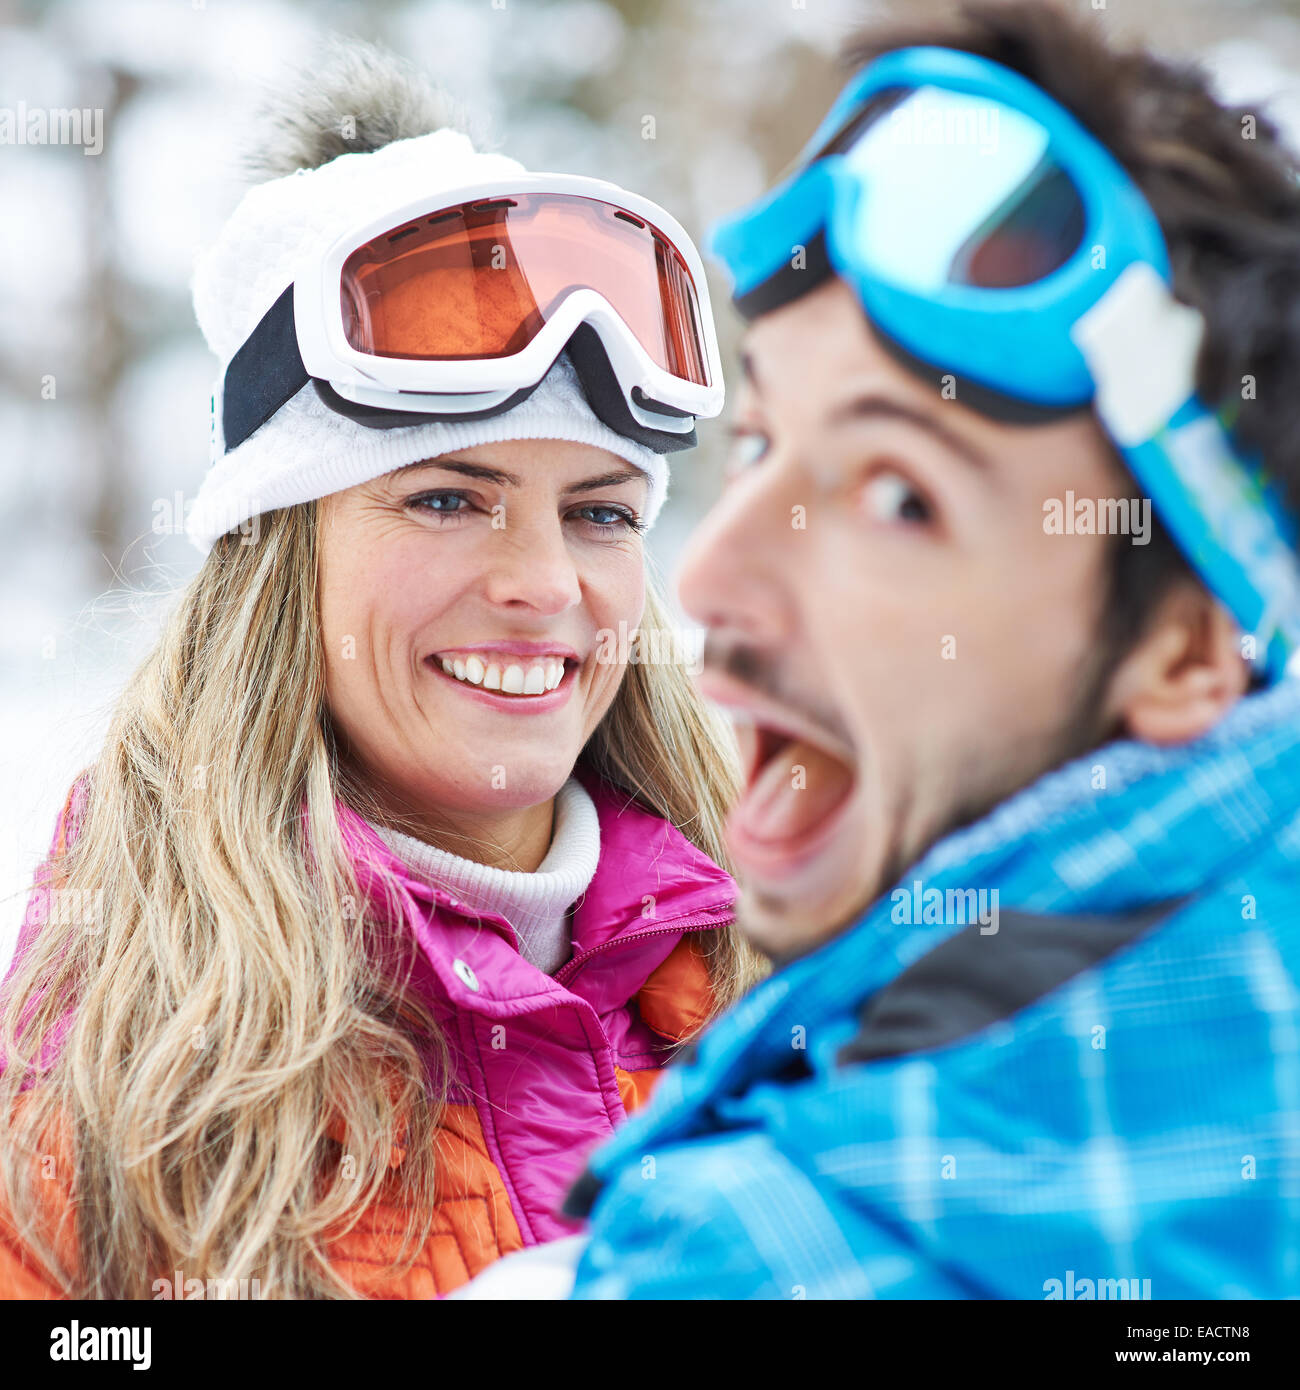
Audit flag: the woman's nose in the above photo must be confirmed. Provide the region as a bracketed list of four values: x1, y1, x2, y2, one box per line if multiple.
[481, 517, 582, 615]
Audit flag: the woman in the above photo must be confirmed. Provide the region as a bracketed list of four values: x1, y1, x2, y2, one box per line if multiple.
[0, 44, 760, 1299]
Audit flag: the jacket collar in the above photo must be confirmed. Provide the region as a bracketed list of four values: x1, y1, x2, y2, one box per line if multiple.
[333, 767, 736, 1007]
[565, 765, 737, 956]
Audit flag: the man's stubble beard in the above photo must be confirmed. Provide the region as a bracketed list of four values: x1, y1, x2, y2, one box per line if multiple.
[738, 641, 1124, 965]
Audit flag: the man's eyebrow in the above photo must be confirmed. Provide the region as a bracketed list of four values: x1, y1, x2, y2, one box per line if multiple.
[829, 393, 991, 472]
[741, 345, 989, 470]
[389, 459, 525, 487]
[564, 468, 647, 494]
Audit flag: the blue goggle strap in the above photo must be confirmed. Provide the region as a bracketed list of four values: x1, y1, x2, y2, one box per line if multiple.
[1072, 263, 1300, 680]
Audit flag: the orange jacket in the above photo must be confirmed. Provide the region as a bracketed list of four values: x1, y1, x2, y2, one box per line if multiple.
[0, 771, 734, 1298]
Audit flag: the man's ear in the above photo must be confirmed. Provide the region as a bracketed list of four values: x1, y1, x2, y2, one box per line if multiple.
[1104, 582, 1251, 746]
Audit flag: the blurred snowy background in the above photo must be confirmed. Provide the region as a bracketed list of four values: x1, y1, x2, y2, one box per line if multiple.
[3, 0, 1300, 969]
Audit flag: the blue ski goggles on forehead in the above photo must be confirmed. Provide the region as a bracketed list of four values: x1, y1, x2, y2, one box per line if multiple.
[709, 45, 1300, 683]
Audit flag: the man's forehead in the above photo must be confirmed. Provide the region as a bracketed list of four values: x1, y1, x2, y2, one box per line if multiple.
[734, 277, 1119, 489]
[739, 277, 927, 408]
[741, 277, 870, 370]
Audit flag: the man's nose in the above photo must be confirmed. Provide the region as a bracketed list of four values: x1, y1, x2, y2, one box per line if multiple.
[675, 462, 800, 652]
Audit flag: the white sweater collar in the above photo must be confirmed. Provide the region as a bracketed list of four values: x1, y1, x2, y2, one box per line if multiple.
[369, 778, 601, 975]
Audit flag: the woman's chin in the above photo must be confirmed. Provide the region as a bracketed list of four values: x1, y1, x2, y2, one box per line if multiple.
[409, 765, 579, 815]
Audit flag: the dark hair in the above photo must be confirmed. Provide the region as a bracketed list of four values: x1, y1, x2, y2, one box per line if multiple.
[845, 0, 1300, 666]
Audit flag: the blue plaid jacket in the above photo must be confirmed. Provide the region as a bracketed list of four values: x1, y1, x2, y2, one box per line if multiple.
[566, 681, 1300, 1298]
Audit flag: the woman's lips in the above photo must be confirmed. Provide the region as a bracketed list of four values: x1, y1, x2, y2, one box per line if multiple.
[437, 651, 568, 694]
[423, 653, 578, 714]
[435, 640, 580, 660]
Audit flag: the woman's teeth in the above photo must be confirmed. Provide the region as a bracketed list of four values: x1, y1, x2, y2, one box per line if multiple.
[438, 654, 567, 695]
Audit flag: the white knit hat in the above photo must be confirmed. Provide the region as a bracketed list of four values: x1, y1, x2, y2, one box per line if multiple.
[186, 127, 669, 555]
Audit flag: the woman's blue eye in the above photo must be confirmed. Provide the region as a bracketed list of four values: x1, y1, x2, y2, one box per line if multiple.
[409, 491, 470, 515]
[405, 492, 641, 532]
[574, 505, 643, 532]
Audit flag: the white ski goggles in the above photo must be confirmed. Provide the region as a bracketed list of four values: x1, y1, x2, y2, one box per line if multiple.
[216, 172, 725, 457]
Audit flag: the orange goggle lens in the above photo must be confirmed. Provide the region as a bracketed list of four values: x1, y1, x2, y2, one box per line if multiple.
[339, 192, 711, 387]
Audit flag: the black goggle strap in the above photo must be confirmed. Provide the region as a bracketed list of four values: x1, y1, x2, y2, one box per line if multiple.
[218, 284, 700, 459]
[732, 228, 836, 322]
[220, 283, 309, 453]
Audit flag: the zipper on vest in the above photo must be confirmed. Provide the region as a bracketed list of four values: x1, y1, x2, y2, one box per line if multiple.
[551, 905, 735, 989]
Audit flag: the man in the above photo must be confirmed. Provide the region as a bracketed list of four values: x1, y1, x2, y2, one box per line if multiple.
[555, 2, 1300, 1298]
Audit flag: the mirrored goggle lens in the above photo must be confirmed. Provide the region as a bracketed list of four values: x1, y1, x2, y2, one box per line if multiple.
[339, 193, 711, 386]
[816, 84, 1086, 292]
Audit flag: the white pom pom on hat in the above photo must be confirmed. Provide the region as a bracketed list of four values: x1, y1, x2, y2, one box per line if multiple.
[186, 127, 670, 555]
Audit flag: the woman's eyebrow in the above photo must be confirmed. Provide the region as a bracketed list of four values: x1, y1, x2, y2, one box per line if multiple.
[390, 459, 524, 487]
[565, 468, 647, 494]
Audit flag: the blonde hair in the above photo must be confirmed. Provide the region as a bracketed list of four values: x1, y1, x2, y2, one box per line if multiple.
[0, 501, 763, 1299]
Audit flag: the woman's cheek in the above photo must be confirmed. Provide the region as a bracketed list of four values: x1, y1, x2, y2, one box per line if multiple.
[614, 548, 647, 627]
[586, 558, 646, 721]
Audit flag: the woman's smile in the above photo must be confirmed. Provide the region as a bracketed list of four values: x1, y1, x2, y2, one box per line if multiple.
[424, 641, 582, 714]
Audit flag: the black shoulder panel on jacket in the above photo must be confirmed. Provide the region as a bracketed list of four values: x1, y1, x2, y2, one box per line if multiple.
[836, 897, 1186, 1068]
[560, 1165, 604, 1222]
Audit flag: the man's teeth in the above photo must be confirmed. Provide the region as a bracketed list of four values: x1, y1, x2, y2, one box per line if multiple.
[438, 655, 567, 694]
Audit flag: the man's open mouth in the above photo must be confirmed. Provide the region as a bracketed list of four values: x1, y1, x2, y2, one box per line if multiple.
[734, 715, 857, 849]
[697, 666, 860, 885]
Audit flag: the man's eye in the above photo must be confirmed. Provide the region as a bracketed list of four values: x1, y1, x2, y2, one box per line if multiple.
[860, 470, 931, 525]
[726, 429, 770, 477]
